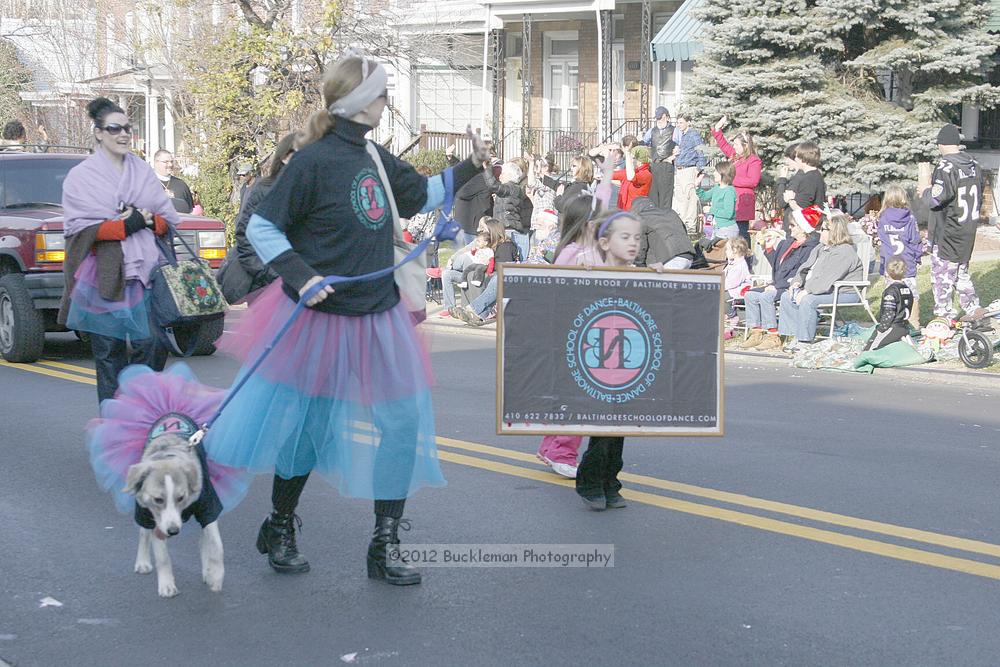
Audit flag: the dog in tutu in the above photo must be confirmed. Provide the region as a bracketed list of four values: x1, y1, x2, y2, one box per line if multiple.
[87, 364, 250, 598]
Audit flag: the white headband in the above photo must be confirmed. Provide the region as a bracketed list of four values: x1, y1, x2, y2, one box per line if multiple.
[327, 51, 388, 119]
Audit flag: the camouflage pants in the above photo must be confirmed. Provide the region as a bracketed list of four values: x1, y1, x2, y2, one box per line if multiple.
[931, 246, 979, 319]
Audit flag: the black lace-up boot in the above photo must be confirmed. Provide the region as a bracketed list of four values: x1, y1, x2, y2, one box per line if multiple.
[256, 512, 310, 574]
[366, 516, 421, 586]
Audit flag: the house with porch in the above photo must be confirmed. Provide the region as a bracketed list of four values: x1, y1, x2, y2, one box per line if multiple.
[390, 0, 696, 164]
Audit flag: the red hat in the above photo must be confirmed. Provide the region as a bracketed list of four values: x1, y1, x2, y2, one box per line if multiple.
[792, 205, 823, 234]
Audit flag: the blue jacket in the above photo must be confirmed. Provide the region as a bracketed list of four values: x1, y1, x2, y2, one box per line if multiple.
[764, 235, 820, 297]
[675, 128, 706, 169]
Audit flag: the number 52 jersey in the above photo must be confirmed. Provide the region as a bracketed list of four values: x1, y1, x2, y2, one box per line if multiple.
[923, 151, 984, 264]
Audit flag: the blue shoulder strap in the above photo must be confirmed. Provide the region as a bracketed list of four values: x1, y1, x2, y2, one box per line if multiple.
[441, 167, 455, 219]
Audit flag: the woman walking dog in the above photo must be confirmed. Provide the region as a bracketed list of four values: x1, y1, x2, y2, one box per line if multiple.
[205, 52, 489, 585]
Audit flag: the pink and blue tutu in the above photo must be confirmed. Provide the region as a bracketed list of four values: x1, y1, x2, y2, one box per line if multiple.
[204, 281, 445, 499]
[66, 254, 151, 340]
[86, 363, 252, 515]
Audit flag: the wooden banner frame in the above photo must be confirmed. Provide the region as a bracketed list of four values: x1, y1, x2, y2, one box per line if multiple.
[496, 264, 725, 437]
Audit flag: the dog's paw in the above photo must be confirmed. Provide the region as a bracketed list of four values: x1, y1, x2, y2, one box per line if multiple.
[157, 580, 179, 598]
[203, 566, 224, 593]
[134, 560, 154, 575]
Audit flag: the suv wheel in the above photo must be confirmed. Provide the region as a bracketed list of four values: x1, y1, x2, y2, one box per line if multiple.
[0, 274, 45, 363]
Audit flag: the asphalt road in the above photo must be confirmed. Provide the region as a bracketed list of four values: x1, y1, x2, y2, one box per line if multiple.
[2, 327, 1000, 666]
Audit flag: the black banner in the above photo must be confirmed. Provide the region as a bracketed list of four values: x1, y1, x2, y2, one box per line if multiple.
[497, 266, 724, 436]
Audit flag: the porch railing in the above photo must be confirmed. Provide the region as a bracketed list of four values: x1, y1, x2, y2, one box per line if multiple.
[498, 128, 600, 171]
[395, 119, 646, 172]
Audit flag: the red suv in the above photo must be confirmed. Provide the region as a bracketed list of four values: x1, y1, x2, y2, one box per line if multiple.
[0, 150, 228, 362]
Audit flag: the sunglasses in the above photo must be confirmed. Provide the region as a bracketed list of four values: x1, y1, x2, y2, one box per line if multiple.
[101, 123, 133, 135]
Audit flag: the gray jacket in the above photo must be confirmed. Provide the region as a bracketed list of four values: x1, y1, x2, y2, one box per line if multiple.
[796, 244, 863, 295]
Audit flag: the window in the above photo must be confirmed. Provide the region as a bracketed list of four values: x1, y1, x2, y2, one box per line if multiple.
[656, 59, 694, 112]
[550, 38, 578, 57]
[507, 33, 523, 58]
[544, 33, 579, 131]
[415, 68, 485, 133]
[612, 14, 625, 40]
[0, 158, 83, 208]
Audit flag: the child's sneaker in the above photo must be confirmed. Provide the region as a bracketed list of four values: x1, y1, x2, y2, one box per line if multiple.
[471, 280, 482, 287]
[550, 462, 577, 479]
[457, 281, 468, 288]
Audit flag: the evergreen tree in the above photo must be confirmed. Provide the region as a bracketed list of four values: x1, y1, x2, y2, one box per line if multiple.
[684, 0, 1000, 195]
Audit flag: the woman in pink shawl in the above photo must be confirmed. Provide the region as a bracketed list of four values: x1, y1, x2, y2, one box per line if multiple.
[60, 97, 180, 403]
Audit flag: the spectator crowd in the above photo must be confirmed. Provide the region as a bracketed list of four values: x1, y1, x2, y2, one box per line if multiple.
[410, 111, 991, 364]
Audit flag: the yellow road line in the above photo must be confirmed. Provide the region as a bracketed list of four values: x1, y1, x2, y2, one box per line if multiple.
[437, 449, 1000, 581]
[36, 360, 96, 376]
[0, 360, 96, 385]
[436, 436, 1000, 560]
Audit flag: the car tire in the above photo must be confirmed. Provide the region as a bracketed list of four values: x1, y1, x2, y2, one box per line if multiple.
[0, 273, 45, 363]
[170, 317, 224, 357]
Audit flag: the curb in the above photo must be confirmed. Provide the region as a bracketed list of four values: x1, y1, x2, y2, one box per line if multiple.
[725, 348, 999, 389]
[423, 306, 497, 338]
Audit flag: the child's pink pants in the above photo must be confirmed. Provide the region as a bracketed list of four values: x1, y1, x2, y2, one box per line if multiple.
[538, 435, 582, 466]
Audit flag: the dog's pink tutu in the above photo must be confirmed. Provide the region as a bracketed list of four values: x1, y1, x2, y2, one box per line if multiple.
[86, 363, 252, 514]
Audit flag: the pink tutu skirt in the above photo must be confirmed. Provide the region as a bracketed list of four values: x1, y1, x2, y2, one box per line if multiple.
[87, 364, 252, 515]
[66, 254, 151, 340]
[204, 281, 445, 499]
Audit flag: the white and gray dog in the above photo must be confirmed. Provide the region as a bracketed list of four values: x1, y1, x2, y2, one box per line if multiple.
[124, 432, 224, 598]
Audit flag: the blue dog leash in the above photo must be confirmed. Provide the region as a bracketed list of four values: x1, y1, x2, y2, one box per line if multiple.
[189, 170, 459, 447]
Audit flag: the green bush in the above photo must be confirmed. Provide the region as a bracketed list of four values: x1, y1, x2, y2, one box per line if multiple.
[405, 149, 448, 174]
[189, 168, 239, 244]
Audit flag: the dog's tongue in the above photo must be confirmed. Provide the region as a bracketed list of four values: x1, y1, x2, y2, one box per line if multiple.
[154, 528, 168, 540]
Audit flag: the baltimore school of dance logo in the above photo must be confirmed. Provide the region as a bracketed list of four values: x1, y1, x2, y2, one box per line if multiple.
[351, 168, 390, 230]
[565, 298, 663, 404]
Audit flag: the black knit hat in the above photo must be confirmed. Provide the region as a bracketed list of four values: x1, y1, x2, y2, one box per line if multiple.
[936, 124, 962, 146]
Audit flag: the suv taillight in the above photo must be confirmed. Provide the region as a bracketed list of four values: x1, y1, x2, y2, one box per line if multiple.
[36, 232, 65, 263]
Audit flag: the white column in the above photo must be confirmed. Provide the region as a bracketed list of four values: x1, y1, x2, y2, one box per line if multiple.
[146, 91, 160, 158]
[596, 9, 604, 139]
[164, 93, 175, 153]
[481, 5, 492, 133]
[394, 54, 414, 146]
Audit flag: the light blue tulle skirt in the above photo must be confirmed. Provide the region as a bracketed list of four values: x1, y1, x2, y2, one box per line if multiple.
[66, 254, 151, 340]
[203, 281, 445, 500]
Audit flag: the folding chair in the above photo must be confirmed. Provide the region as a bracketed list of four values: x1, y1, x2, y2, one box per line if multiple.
[425, 267, 443, 304]
[816, 237, 878, 338]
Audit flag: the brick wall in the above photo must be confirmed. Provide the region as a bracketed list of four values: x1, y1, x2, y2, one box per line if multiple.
[503, 1, 682, 133]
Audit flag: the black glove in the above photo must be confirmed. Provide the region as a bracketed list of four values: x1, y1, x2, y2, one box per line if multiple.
[122, 208, 148, 236]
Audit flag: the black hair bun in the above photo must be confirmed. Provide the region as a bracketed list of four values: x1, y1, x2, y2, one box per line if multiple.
[86, 97, 122, 123]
